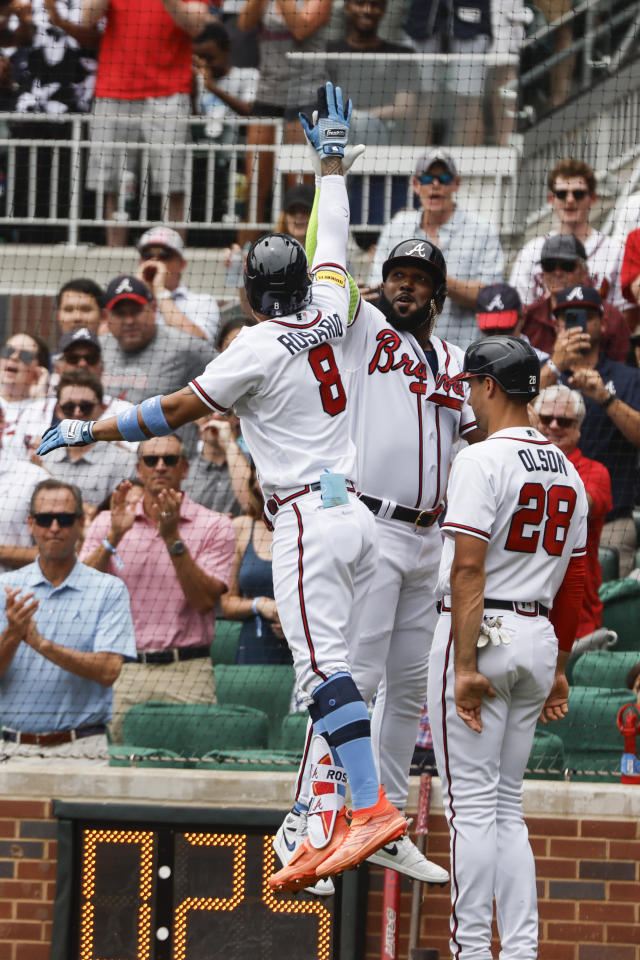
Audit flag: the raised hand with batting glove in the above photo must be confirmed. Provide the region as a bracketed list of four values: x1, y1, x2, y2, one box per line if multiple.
[37, 418, 96, 455]
[300, 81, 351, 159]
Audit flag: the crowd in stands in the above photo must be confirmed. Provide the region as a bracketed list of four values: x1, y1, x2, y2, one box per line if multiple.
[0, 3, 639, 770]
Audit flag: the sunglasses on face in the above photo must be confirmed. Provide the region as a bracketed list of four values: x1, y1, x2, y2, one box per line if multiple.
[141, 454, 181, 468]
[540, 258, 578, 273]
[59, 400, 97, 417]
[417, 172, 454, 185]
[537, 414, 576, 429]
[0, 345, 35, 364]
[552, 189, 588, 201]
[140, 248, 174, 261]
[64, 351, 100, 366]
[31, 512, 79, 528]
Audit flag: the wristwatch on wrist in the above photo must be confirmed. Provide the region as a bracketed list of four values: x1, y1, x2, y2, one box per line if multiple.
[168, 539, 186, 556]
[156, 289, 172, 301]
[601, 392, 616, 409]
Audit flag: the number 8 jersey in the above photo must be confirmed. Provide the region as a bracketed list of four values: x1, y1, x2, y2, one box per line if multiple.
[437, 425, 589, 609]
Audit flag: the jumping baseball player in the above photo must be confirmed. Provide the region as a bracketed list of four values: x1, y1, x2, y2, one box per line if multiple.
[36, 83, 412, 886]
[427, 336, 588, 958]
[272, 159, 480, 890]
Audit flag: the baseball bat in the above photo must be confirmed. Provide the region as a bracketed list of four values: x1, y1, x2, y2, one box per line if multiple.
[381, 868, 401, 960]
[408, 770, 433, 955]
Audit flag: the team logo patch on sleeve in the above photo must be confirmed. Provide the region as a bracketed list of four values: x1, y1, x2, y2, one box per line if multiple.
[315, 269, 346, 287]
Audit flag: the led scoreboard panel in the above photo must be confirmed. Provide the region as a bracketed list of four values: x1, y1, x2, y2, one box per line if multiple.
[50, 803, 361, 960]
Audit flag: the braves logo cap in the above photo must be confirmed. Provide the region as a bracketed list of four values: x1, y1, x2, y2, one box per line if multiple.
[104, 275, 153, 310]
[58, 327, 101, 354]
[552, 284, 603, 314]
[476, 283, 521, 330]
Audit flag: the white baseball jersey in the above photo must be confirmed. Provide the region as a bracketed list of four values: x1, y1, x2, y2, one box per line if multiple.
[509, 230, 625, 310]
[343, 302, 475, 508]
[190, 177, 355, 498]
[438, 426, 588, 606]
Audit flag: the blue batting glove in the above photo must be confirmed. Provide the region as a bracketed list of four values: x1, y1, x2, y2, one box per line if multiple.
[37, 419, 96, 456]
[299, 82, 352, 159]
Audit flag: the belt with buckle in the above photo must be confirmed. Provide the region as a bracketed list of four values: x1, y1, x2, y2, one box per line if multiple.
[359, 494, 443, 528]
[2, 723, 107, 746]
[437, 598, 550, 618]
[265, 479, 356, 519]
[137, 645, 210, 665]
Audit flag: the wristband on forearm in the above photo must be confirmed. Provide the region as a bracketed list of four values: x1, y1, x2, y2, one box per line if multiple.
[546, 359, 561, 380]
[139, 395, 172, 435]
[101, 537, 124, 570]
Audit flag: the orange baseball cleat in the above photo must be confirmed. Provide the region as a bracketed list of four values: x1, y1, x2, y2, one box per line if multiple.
[315, 786, 406, 879]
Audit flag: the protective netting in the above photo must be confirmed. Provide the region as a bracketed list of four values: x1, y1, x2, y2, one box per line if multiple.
[0, 0, 638, 785]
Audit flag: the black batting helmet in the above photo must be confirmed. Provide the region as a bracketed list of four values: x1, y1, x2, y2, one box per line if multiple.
[244, 233, 311, 317]
[459, 336, 540, 397]
[382, 239, 447, 314]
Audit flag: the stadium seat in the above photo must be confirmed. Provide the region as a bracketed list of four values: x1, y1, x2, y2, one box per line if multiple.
[214, 664, 296, 747]
[601, 594, 640, 652]
[570, 650, 640, 689]
[121, 701, 269, 758]
[278, 711, 309, 753]
[598, 545, 619, 582]
[633, 507, 640, 544]
[634, 548, 640, 572]
[211, 619, 242, 665]
[549, 686, 633, 782]
[525, 730, 565, 780]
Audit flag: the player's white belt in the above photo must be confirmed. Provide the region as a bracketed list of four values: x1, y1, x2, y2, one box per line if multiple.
[358, 494, 443, 528]
[437, 598, 550, 619]
[263, 479, 356, 525]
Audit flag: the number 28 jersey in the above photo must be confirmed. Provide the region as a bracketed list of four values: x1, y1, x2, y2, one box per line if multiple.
[437, 426, 588, 608]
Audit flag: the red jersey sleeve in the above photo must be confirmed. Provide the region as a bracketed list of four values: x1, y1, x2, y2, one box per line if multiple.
[621, 229, 640, 304]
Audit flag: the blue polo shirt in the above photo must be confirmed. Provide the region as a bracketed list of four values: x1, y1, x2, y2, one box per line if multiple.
[564, 355, 640, 518]
[0, 559, 136, 732]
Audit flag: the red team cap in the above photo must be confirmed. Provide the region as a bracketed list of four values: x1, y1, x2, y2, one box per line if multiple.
[476, 283, 522, 331]
[104, 275, 154, 310]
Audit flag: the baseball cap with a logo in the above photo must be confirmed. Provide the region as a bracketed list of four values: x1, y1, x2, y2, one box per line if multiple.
[552, 285, 604, 314]
[137, 226, 185, 258]
[476, 283, 522, 330]
[540, 234, 587, 263]
[58, 328, 101, 354]
[414, 149, 458, 178]
[104, 275, 153, 310]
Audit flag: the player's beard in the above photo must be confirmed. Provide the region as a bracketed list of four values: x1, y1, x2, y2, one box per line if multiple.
[377, 290, 435, 335]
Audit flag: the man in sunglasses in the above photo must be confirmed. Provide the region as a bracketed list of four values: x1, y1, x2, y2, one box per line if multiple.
[0, 478, 136, 760]
[80, 434, 235, 743]
[544, 284, 640, 577]
[521, 234, 630, 364]
[135, 226, 220, 344]
[531, 384, 612, 640]
[510, 157, 626, 313]
[33, 370, 135, 509]
[0, 333, 50, 432]
[368, 148, 504, 347]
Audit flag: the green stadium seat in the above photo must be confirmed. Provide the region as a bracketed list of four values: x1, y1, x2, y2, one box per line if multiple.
[278, 711, 309, 752]
[109, 745, 192, 769]
[570, 650, 640, 689]
[633, 507, 640, 543]
[549, 686, 633, 781]
[598, 546, 619, 582]
[601, 594, 640, 652]
[121, 701, 269, 758]
[214, 664, 296, 747]
[211, 619, 242, 665]
[634, 548, 640, 572]
[525, 731, 564, 780]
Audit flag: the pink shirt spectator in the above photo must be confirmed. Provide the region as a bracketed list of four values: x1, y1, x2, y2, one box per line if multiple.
[80, 495, 235, 651]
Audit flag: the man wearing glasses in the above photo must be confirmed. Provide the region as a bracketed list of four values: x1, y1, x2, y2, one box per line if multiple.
[531, 385, 612, 639]
[135, 226, 221, 344]
[0, 333, 50, 430]
[0, 479, 135, 760]
[80, 433, 235, 743]
[33, 370, 135, 510]
[521, 234, 630, 364]
[510, 158, 626, 312]
[368, 149, 504, 347]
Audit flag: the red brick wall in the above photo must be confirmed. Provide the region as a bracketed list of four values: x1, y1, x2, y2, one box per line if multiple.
[365, 811, 640, 960]
[0, 800, 56, 960]
[0, 794, 637, 959]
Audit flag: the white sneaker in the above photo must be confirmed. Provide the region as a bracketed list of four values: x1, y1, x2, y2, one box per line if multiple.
[367, 832, 449, 884]
[273, 811, 335, 896]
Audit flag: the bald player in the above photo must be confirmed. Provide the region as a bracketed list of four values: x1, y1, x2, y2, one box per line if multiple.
[428, 336, 588, 959]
